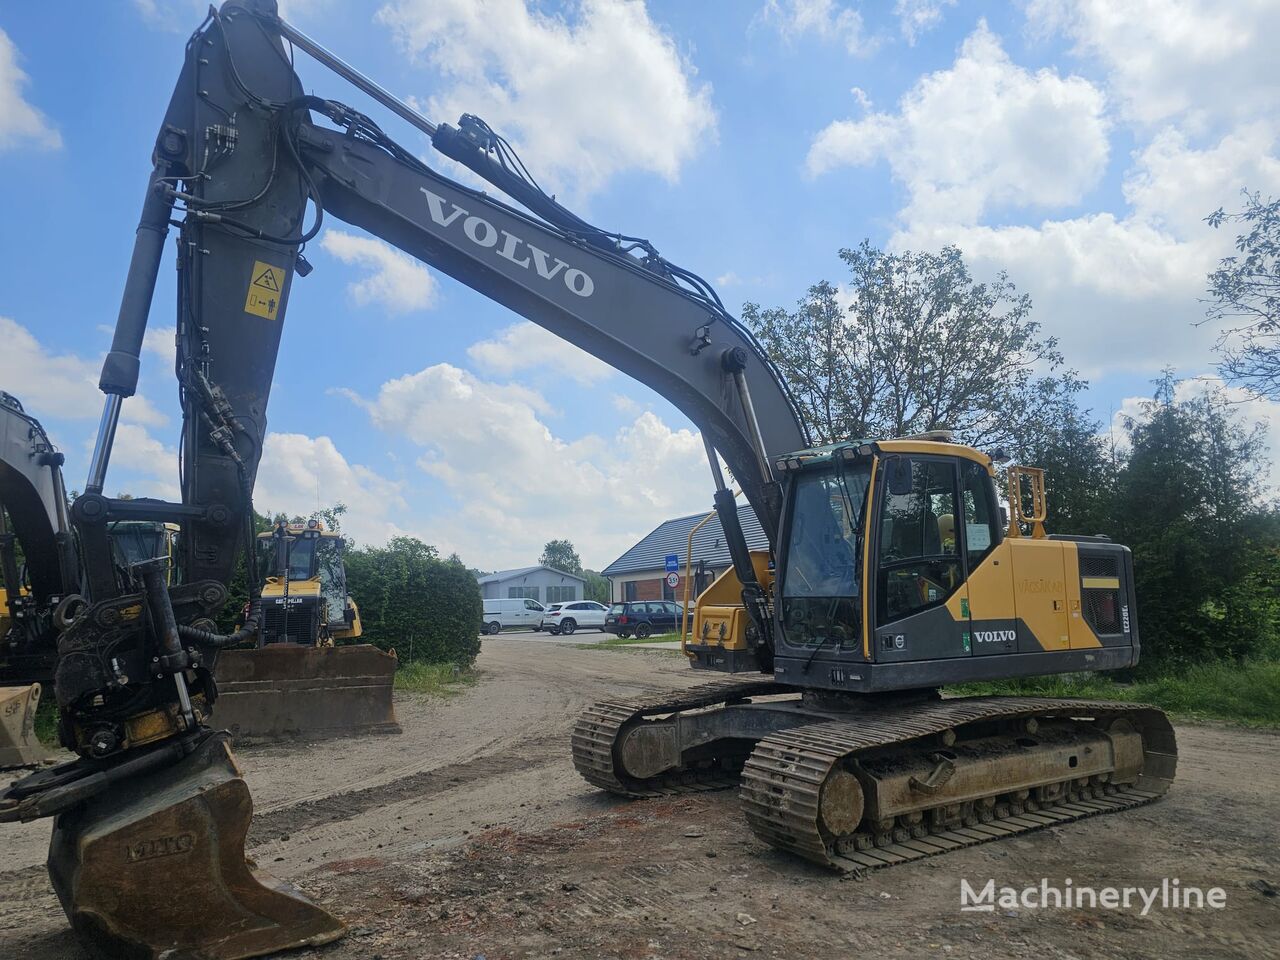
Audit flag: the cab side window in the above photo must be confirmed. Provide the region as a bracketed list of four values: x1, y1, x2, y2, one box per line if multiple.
[961, 461, 1000, 570]
[877, 458, 963, 624]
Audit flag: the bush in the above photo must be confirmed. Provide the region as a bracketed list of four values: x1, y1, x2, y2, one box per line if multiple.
[345, 537, 482, 667]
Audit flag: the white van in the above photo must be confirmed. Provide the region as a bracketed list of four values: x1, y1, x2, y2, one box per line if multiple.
[481, 597, 545, 634]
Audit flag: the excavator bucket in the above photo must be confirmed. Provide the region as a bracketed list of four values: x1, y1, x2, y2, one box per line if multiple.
[0, 683, 51, 768]
[212, 644, 401, 742]
[46, 731, 344, 960]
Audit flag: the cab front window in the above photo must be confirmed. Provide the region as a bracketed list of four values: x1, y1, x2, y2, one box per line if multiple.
[781, 463, 871, 647]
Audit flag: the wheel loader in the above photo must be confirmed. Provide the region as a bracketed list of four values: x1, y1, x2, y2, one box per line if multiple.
[0, 3, 1175, 957]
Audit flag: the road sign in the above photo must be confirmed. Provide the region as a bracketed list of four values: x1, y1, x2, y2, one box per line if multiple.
[664, 554, 679, 573]
[665, 572, 680, 589]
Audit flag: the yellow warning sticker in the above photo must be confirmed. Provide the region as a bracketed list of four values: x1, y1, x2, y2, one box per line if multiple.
[244, 260, 285, 319]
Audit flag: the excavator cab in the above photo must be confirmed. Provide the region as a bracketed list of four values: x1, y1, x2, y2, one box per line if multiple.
[688, 437, 1140, 694]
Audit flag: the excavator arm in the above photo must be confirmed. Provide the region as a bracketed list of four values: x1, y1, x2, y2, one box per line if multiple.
[68, 0, 805, 712]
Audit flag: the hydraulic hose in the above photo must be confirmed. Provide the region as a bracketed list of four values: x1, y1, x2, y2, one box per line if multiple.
[176, 598, 262, 648]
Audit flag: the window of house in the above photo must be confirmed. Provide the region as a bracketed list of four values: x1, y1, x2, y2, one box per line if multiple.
[877, 457, 963, 624]
[546, 585, 577, 604]
[508, 586, 539, 601]
[624, 581, 638, 601]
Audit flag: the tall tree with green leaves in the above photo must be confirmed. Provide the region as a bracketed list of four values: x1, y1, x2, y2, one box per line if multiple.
[539, 539, 582, 575]
[1206, 191, 1280, 399]
[1111, 373, 1279, 675]
[742, 242, 1084, 454]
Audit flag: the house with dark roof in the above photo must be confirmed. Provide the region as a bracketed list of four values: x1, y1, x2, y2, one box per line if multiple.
[600, 503, 767, 603]
[476, 565, 586, 605]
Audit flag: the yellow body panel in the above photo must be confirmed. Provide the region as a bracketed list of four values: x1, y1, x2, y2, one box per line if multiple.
[956, 542, 1015, 623]
[1009, 538, 1072, 651]
[261, 579, 321, 599]
[689, 551, 773, 655]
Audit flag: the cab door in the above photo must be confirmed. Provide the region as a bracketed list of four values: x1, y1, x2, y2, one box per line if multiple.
[871, 455, 970, 662]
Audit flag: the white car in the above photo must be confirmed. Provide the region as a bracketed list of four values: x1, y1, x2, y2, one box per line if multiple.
[541, 600, 609, 635]
[482, 597, 546, 634]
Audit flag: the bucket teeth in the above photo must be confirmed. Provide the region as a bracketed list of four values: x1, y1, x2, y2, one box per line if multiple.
[0, 683, 51, 769]
[47, 730, 344, 960]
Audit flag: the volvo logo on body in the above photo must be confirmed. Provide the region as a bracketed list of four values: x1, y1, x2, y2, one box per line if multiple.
[419, 188, 595, 298]
[974, 630, 1017, 644]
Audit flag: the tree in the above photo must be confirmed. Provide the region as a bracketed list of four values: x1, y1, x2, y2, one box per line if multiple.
[1016, 401, 1117, 537]
[1206, 191, 1280, 399]
[581, 569, 610, 604]
[539, 539, 582, 575]
[742, 242, 1084, 455]
[1110, 372, 1279, 675]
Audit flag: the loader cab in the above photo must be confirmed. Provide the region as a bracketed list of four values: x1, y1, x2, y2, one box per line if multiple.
[762, 438, 1139, 694]
[255, 521, 359, 642]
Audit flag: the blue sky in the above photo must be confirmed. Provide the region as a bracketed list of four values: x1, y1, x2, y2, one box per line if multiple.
[1, 1, 1277, 569]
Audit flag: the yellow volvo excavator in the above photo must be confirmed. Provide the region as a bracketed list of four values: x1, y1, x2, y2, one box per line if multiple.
[0, 4, 1175, 958]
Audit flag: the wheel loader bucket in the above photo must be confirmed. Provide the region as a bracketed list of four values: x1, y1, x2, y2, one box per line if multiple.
[47, 731, 344, 960]
[0, 683, 51, 769]
[211, 644, 400, 742]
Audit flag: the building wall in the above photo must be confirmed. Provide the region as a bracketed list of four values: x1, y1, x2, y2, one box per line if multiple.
[610, 567, 726, 603]
[481, 568, 585, 603]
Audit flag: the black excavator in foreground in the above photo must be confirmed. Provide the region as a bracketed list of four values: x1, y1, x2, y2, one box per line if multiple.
[0, 3, 1176, 958]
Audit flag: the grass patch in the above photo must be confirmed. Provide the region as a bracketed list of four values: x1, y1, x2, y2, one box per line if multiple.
[950, 660, 1280, 728]
[393, 661, 478, 696]
[595, 632, 683, 647]
[34, 696, 59, 747]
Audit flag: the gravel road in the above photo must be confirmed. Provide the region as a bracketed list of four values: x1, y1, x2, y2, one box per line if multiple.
[3, 638, 1276, 959]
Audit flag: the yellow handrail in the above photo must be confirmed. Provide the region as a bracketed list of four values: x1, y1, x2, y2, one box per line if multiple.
[1006, 464, 1048, 539]
[680, 489, 743, 659]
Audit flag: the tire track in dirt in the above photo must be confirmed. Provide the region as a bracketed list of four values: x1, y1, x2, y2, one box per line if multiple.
[247, 734, 566, 844]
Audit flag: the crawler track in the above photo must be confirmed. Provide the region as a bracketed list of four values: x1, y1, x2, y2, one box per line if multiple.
[740, 697, 1177, 873]
[571, 676, 786, 797]
[574, 686, 1177, 872]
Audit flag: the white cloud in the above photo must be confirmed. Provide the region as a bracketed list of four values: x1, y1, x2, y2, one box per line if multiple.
[807, 22, 1110, 224]
[898, 123, 1280, 374]
[466, 322, 612, 385]
[1025, 0, 1280, 134]
[106, 424, 181, 501]
[611, 394, 641, 415]
[376, 0, 717, 198]
[756, 0, 874, 56]
[253, 433, 409, 546]
[345, 363, 713, 568]
[0, 28, 61, 152]
[320, 230, 437, 313]
[0, 317, 167, 427]
[894, 0, 955, 45]
[142, 326, 177, 369]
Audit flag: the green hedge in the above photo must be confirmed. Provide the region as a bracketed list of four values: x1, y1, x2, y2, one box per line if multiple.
[345, 537, 482, 667]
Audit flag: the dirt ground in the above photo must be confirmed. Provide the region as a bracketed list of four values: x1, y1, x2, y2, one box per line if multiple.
[2, 638, 1277, 959]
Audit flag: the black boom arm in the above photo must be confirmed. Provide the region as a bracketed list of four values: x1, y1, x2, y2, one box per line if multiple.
[81, 0, 805, 651]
